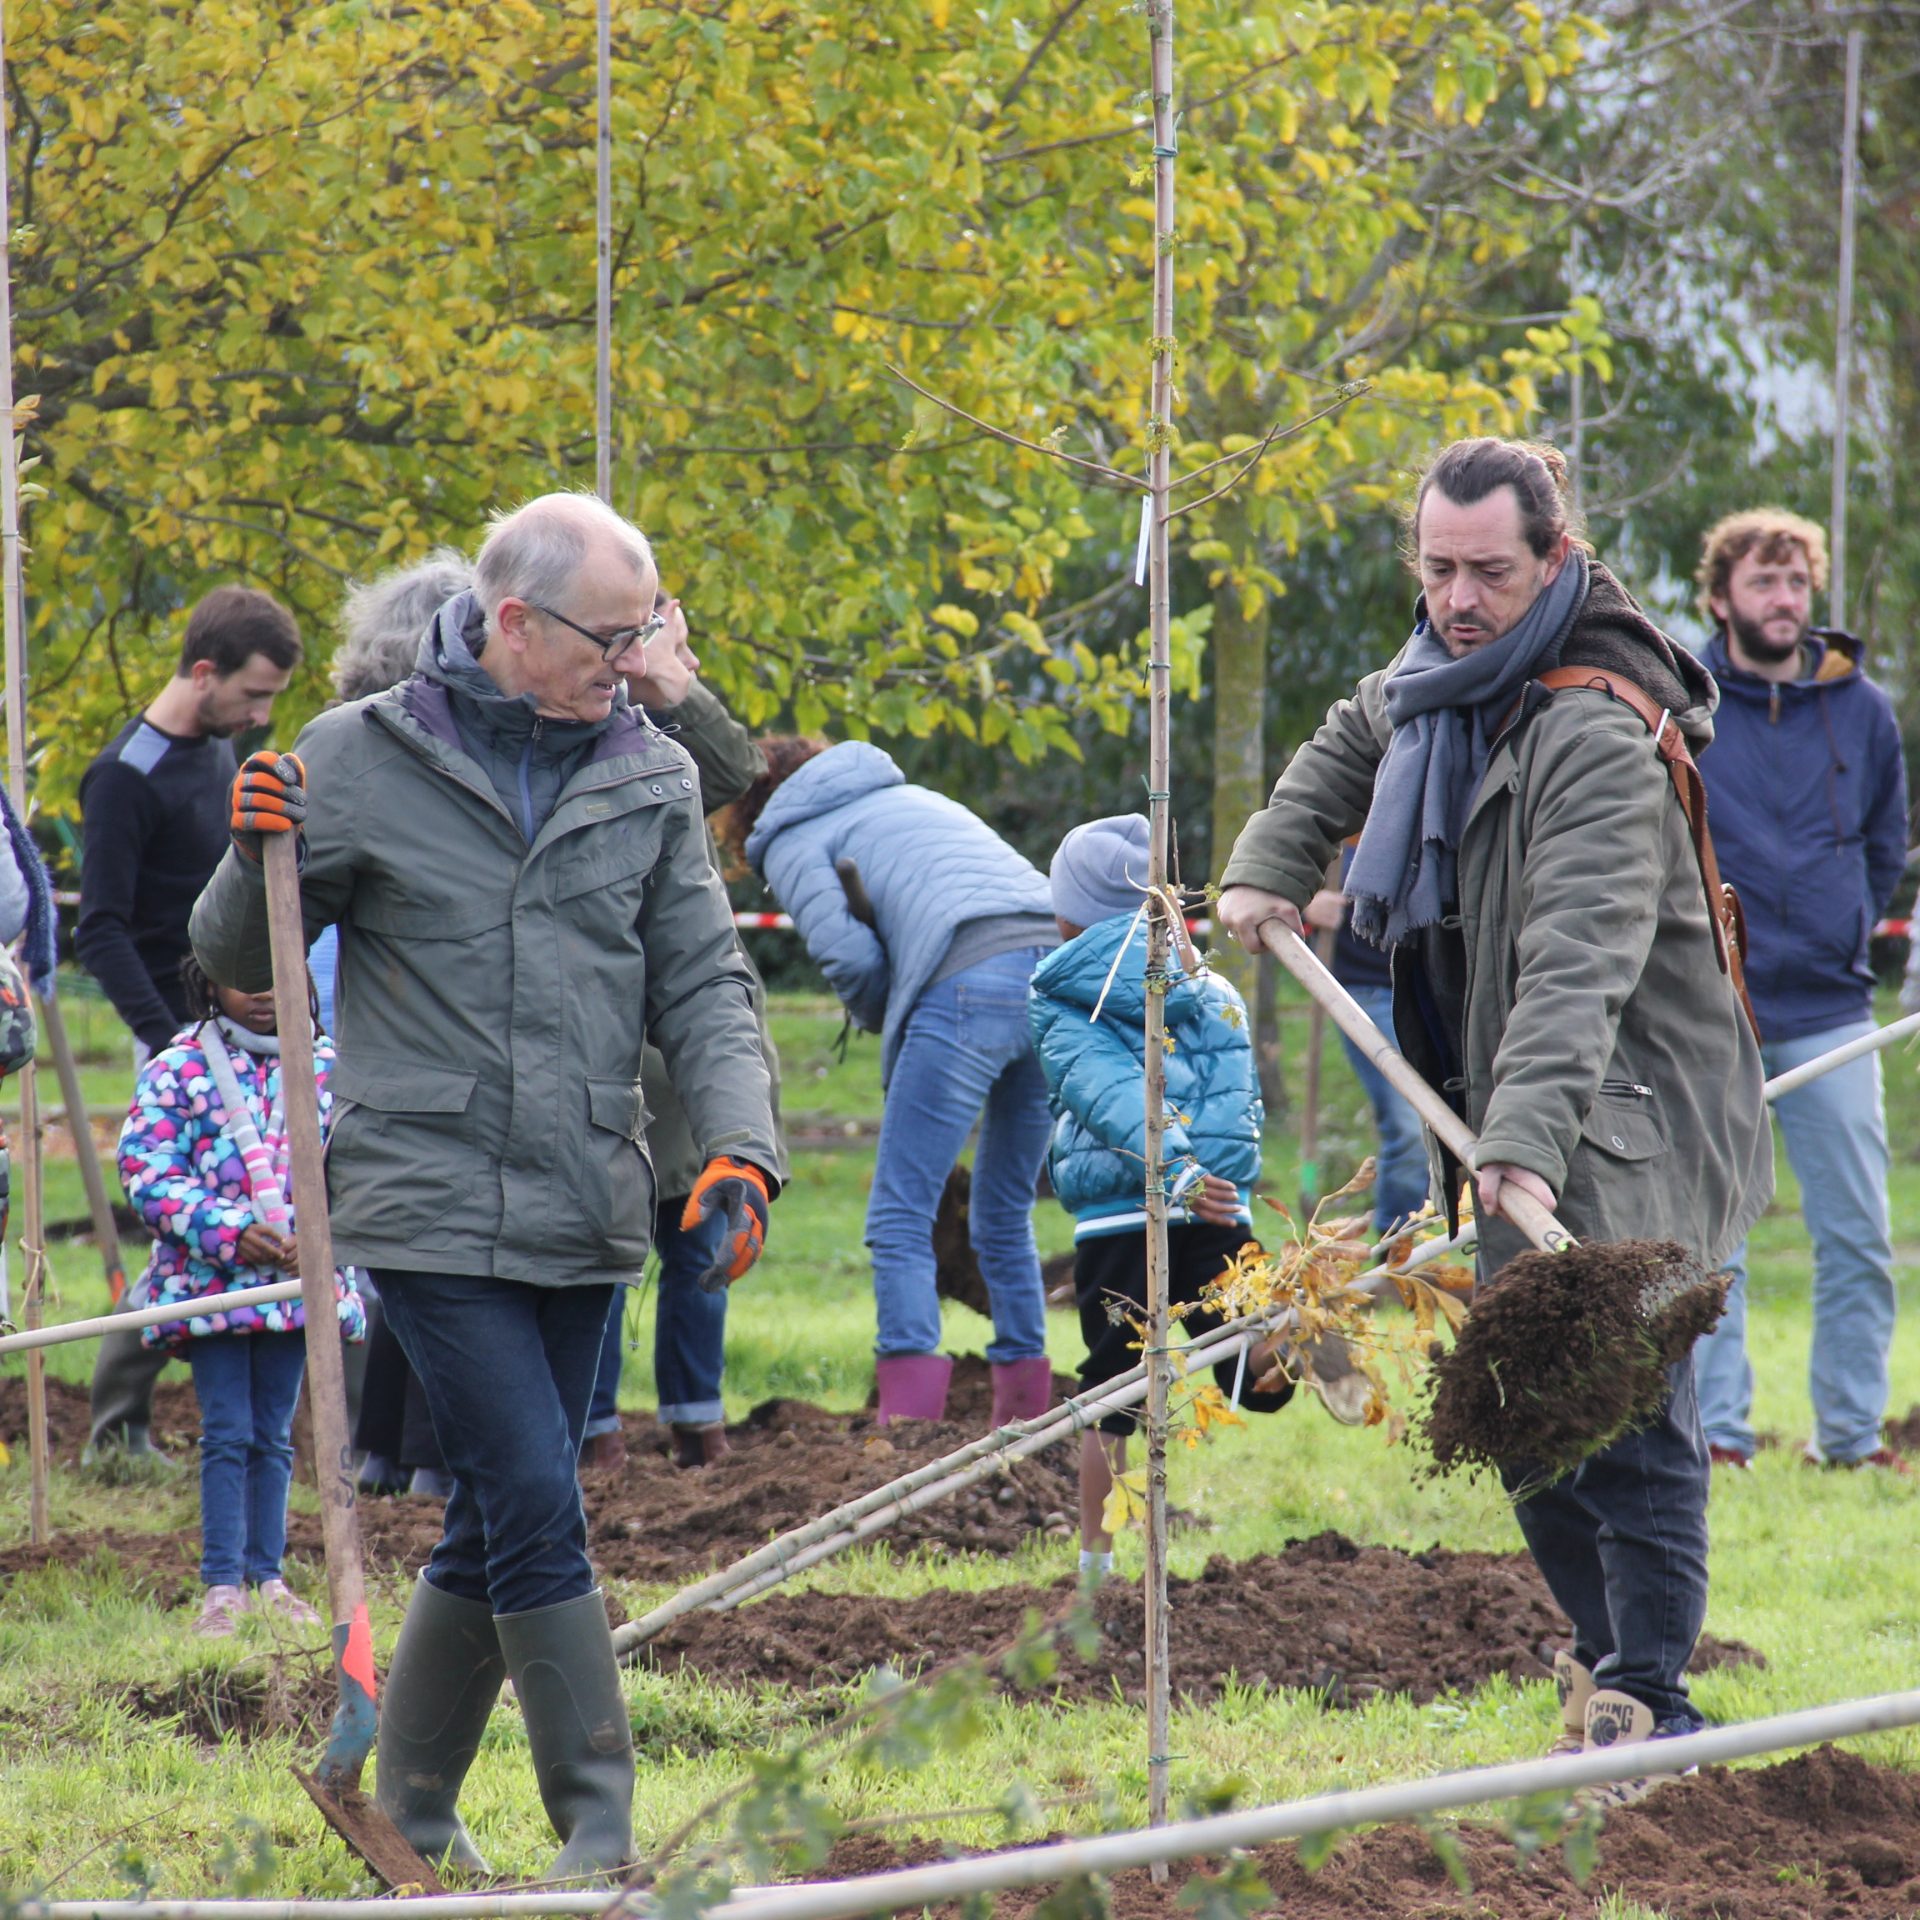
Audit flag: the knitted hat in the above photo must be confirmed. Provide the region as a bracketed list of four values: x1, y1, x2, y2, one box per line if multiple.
[1051, 813, 1151, 928]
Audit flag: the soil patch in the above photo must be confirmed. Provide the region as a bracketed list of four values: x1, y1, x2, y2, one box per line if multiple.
[818, 1745, 1920, 1919]
[123, 1649, 335, 1746]
[5, 1360, 1114, 1587]
[0, 1374, 204, 1466]
[1885, 1403, 1920, 1455]
[647, 1530, 1763, 1707]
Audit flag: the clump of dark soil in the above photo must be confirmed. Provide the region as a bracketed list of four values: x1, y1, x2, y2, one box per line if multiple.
[1419, 1241, 1729, 1481]
[1884, 1403, 1920, 1455]
[646, 1530, 1761, 1708]
[816, 1745, 1920, 1919]
[123, 1649, 335, 1745]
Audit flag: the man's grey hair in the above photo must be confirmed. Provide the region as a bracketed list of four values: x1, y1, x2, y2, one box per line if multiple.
[473, 492, 655, 634]
[333, 548, 473, 701]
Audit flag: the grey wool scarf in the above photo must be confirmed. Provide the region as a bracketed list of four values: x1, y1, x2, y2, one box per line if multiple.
[1347, 549, 1589, 948]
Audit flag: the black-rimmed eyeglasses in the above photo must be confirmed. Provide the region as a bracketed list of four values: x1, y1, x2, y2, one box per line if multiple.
[529, 601, 665, 659]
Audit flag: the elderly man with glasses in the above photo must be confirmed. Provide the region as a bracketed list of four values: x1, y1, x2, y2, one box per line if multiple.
[190, 491, 779, 1881]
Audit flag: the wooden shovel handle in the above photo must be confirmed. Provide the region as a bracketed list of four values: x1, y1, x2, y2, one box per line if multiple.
[262, 833, 369, 1633]
[1255, 918, 1576, 1256]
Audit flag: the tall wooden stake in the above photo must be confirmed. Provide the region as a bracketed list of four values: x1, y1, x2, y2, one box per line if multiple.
[1829, 25, 1862, 630]
[595, 0, 613, 506]
[1142, 0, 1177, 1866]
[0, 2, 50, 1545]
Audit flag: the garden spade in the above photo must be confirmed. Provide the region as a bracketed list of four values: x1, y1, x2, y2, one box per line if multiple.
[1254, 919, 1725, 1481]
[262, 830, 442, 1893]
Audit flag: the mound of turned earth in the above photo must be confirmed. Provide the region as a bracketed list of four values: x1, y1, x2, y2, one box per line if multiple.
[820, 1744, 1920, 1920]
[0, 1361, 1117, 1586]
[1884, 1402, 1920, 1455]
[645, 1529, 1763, 1708]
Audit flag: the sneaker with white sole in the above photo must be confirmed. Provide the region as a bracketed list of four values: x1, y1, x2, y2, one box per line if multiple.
[193, 1583, 251, 1638]
[1550, 1651, 1595, 1756]
[255, 1578, 322, 1627]
[1579, 1688, 1696, 1807]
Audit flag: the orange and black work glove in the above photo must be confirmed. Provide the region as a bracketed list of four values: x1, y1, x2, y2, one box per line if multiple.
[680, 1156, 772, 1292]
[230, 751, 307, 863]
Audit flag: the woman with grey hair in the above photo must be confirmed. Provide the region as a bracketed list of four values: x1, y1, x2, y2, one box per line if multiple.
[331, 547, 474, 703]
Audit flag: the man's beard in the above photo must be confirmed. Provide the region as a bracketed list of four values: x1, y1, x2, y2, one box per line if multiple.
[1729, 606, 1807, 666]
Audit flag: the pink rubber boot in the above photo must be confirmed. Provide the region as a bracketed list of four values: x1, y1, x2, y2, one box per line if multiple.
[874, 1353, 953, 1425]
[991, 1356, 1055, 1427]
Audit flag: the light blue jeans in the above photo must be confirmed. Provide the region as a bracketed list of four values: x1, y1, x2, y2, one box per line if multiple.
[1338, 983, 1431, 1235]
[1692, 1019, 1896, 1463]
[867, 947, 1053, 1362]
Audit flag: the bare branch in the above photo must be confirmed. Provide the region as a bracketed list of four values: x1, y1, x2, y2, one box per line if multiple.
[1164, 385, 1371, 522]
[884, 365, 1143, 490]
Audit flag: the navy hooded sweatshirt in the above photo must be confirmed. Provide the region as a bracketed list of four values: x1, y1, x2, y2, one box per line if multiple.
[1698, 629, 1909, 1043]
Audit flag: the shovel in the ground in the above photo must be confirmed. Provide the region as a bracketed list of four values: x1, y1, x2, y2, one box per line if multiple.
[1253, 919, 1726, 1483]
[262, 830, 443, 1893]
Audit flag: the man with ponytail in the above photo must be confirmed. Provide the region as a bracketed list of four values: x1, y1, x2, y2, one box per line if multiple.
[1215, 438, 1772, 1794]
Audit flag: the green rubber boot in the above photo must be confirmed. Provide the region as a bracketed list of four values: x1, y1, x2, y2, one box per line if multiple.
[375, 1576, 507, 1876]
[495, 1591, 635, 1883]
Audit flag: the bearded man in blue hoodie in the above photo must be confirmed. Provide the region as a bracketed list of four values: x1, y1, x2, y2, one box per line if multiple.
[1690, 509, 1910, 1472]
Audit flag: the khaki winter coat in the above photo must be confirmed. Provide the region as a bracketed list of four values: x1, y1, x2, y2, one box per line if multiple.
[1220, 568, 1773, 1275]
[190, 682, 778, 1288]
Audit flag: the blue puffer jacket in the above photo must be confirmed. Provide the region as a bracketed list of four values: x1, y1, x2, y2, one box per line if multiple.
[1029, 913, 1262, 1238]
[745, 742, 1055, 1083]
[1699, 631, 1909, 1042]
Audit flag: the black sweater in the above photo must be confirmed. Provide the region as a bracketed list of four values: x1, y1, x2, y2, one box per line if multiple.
[75, 717, 236, 1052]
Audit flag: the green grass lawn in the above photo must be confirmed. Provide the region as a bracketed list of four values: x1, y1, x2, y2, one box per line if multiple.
[3, 984, 1919, 1905]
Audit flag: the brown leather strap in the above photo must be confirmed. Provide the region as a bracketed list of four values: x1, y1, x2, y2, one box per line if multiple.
[1534, 667, 1760, 1041]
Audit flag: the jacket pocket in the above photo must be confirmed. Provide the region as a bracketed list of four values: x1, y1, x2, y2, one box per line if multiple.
[327, 1057, 480, 1246]
[1578, 1088, 1668, 1162]
[583, 1074, 656, 1264]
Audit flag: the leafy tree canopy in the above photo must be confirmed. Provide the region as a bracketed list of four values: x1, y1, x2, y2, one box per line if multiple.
[14, 0, 1600, 806]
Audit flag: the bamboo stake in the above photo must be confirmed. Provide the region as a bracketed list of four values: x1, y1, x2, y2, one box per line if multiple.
[1141, 0, 1178, 1859]
[41, 992, 127, 1301]
[595, 0, 612, 506]
[0, 3, 50, 1545]
[0, 1277, 302, 1357]
[1829, 24, 1862, 629]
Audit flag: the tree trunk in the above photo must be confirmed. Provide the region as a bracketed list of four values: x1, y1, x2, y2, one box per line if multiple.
[1206, 499, 1285, 1119]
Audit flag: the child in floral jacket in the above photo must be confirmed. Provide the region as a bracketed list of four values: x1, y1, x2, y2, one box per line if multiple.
[118, 956, 364, 1637]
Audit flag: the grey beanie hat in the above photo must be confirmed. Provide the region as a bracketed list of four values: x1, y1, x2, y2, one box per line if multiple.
[1051, 813, 1152, 928]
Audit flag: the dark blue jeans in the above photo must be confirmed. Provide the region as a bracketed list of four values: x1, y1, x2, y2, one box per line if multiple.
[373, 1269, 614, 1615]
[586, 1207, 728, 1434]
[188, 1330, 309, 1588]
[1501, 1359, 1710, 1730]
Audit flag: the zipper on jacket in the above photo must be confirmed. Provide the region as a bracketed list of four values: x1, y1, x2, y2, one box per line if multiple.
[1598, 1078, 1653, 1098]
[1769, 686, 1780, 725]
[517, 720, 543, 844]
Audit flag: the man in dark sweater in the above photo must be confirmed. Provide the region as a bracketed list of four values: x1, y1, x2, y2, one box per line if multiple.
[79, 587, 302, 1464]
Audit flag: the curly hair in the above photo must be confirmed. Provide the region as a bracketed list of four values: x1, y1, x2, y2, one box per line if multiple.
[1694, 509, 1828, 620]
[332, 548, 473, 702]
[712, 735, 831, 875]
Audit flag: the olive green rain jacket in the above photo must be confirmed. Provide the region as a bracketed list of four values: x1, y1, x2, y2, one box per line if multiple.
[1220, 563, 1773, 1276]
[190, 664, 777, 1289]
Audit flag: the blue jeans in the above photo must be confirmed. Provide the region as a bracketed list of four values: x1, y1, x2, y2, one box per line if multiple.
[867, 948, 1053, 1362]
[586, 1206, 729, 1434]
[374, 1269, 613, 1615]
[188, 1330, 309, 1588]
[1692, 1019, 1895, 1462]
[1503, 1360, 1710, 1729]
[1337, 983, 1430, 1234]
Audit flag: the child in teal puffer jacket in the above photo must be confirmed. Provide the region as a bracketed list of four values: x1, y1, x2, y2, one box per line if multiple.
[1030, 815, 1291, 1581]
